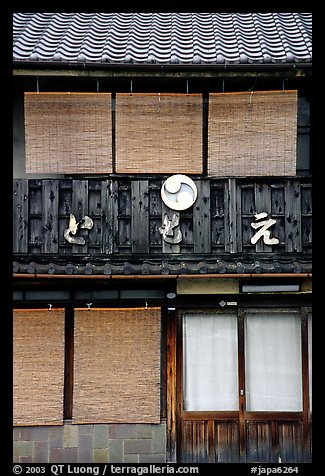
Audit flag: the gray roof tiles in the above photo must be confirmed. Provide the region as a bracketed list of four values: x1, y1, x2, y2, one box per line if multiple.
[13, 12, 312, 66]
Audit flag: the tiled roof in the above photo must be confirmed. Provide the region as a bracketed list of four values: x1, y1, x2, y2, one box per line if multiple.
[13, 257, 312, 276]
[13, 13, 312, 66]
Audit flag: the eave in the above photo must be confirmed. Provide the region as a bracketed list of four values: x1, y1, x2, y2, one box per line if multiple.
[13, 62, 312, 80]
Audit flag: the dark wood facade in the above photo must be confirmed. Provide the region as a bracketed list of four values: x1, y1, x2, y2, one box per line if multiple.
[13, 175, 312, 466]
[13, 177, 312, 274]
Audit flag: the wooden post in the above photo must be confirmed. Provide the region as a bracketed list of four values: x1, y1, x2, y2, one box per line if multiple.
[167, 309, 177, 462]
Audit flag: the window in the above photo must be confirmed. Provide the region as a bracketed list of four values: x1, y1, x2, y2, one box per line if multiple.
[245, 311, 302, 411]
[182, 308, 311, 413]
[183, 312, 238, 411]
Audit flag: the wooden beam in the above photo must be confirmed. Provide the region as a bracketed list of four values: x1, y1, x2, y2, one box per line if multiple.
[13, 68, 312, 79]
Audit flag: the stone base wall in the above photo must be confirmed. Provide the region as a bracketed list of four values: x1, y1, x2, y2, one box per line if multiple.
[13, 422, 167, 463]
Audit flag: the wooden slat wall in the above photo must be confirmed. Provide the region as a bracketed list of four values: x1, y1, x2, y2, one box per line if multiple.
[193, 181, 211, 253]
[73, 308, 161, 424]
[208, 91, 298, 177]
[12, 178, 312, 256]
[285, 180, 302, 252]
[13, 180, 29, 253]
[179, 419, 306, 463]
[132, 181, 149, 253]
[115, 94, 203, 174]
[13, 309, 65, 426]
[24, 93, 112, 174]
[42, 180, 59, 253]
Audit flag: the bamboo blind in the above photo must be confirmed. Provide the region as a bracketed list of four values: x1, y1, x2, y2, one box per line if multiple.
[208, 90, 298, 177]
[13, 309, 65, 426]
[116, 93, 202, 174]
[24, 93, 112, 174]
[73, 307, 161, 424]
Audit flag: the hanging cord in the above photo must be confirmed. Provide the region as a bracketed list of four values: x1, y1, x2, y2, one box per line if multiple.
[249, 91, 253, 106]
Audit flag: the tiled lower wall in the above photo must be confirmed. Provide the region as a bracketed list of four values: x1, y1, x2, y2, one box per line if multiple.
[13, 422, 167, 463]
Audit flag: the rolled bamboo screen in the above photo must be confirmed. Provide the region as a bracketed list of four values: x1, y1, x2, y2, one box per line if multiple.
[13, 309, 65, 426]
[115, 93, 202, 174]
[24, 93, 112, 174]
[208, 90, 298, 177]
[73, 307, 161, 424]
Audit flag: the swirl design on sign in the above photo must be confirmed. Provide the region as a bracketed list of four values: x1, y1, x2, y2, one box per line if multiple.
[161, 174, 198, 211]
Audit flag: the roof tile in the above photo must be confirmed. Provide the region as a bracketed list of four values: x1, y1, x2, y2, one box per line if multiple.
[13, 12, 312, 65]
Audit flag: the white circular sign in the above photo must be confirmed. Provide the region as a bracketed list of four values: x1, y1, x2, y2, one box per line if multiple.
[161, 174, 198, 211]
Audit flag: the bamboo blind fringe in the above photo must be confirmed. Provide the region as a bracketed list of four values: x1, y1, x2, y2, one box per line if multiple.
[116, 93, 202, 174]
[13, 309, 65, 426]
[24, 93, 112, 174]
[73, 308, 161, 424]
[208, 90, 298, 177]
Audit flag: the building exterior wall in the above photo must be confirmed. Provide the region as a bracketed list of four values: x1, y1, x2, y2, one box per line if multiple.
[13, 422, 167, 464]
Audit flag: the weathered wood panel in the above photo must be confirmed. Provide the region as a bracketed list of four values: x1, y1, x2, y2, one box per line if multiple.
[278, 421, 304, 463]
[42, 180, 59, 253]
[180, 421, 210, 463]
[285, 180, 302, 253]
[13, 180, 29, 253]
[211, 185, 225, 251]
[179, 419, 240, 463]
[131, 180, 149, 253]
[255, 183, 272, 253]
[193, 181, 211, 253]
[101, 180, 119, 254]
[215, 421, 240, 463]
[13, 177, 312, 258]
[225, 179, 239, 253]
[246, 421, 274, 462]
[301, 185, 312, 250]
[72, 180, 89, 254]
[179, 418, 308, 463]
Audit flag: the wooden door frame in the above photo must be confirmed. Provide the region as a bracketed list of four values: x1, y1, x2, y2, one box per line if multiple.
[167, 305, 312, 463]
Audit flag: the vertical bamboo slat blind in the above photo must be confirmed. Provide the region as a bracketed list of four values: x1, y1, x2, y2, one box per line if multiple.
[73, 307, 161, 424]
[115, 93, 202, 174]
[24, 93, 112, 174]
[208, 90, 298, 177]
[13, 309, 65, 426]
